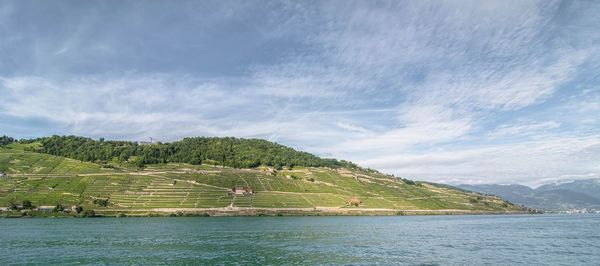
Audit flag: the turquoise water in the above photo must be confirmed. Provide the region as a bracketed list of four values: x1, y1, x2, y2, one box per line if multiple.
[1, 214, 599, 265]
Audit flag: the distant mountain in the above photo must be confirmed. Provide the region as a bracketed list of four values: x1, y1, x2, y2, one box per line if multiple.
[533, 189, 600, 210]
[536, 179, 600, 199]
[458, 179, 600, 211]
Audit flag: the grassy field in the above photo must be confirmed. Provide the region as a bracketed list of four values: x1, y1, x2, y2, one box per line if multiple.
[0, 144, 525, 215]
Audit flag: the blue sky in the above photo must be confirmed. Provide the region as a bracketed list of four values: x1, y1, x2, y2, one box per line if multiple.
[1, 0, 599, 186]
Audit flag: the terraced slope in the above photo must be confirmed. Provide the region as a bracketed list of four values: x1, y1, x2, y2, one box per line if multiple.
[0, 144, 525, 216]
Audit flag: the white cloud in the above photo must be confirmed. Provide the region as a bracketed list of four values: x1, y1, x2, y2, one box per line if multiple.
[335, 122, 369, 134]
[326, 104, 473, 155]
[363, 135, 600, 187]
[488, 121, 561, 139]
[1, 0, 599, 187]
[0, 75, 355, 145]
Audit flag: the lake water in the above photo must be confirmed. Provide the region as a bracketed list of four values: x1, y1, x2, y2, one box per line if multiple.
[1, 214, 599, 265]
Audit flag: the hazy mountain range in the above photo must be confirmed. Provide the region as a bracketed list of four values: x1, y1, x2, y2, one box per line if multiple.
[458, 179, 600, 211]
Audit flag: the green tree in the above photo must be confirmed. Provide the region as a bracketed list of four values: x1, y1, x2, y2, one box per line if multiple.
[8, 200, 18, 210]
[0, 135, 15, 146]
[135, 157, 145, 168]
[22, 199, 33, 209]
[54, 202, 65, 212]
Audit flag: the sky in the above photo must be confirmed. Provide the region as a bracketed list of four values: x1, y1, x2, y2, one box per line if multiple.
[1, 0, 599, 187]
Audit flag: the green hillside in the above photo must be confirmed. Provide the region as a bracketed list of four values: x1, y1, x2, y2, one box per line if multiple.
[0, 140, 526, 216]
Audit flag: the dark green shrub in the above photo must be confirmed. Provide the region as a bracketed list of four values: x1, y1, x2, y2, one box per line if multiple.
[54, 202, 65, 212]
[22, 200, 33, 209]
[82, 210, 96, 217]
[93, 198, 110, 207]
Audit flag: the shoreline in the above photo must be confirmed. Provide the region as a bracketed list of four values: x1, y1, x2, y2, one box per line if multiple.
[2, 207, 533, 218]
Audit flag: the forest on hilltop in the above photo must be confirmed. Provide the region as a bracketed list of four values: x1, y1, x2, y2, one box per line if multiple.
[5, 135, 358, 169]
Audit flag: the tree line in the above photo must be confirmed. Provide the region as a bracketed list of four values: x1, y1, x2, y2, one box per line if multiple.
[0, 135, 16, 146]
[23, 135, 359, 169]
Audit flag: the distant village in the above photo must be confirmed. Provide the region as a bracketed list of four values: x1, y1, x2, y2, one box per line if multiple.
[0, 201, 83, 214]
[552, 208, 600, 214]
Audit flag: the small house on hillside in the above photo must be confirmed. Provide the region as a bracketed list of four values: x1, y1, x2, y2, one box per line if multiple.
[62, 206, 76, 213]
[36, 206, 55, 212]
[232, 186, 253, 196]
[348, 197, 361, 207]
[0, 172, 6, 178]
[233, 186, 244, 195]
